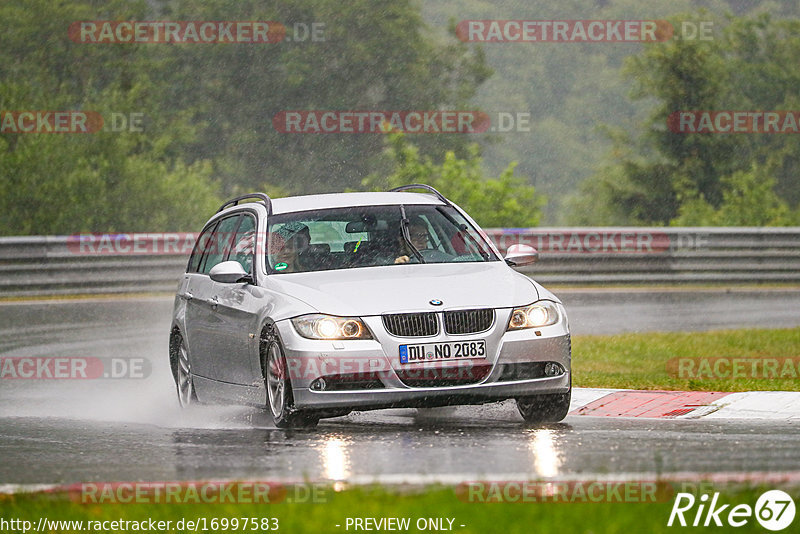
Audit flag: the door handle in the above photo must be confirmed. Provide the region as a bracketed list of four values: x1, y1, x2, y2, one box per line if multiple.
[208, 296, 219, 310]
[183, 292, 194, 301]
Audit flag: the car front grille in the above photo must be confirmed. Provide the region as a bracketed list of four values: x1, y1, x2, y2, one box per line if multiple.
[443, 308, 495, 335]
[382, 312, 438, 337]
[395, 364, 492, 387]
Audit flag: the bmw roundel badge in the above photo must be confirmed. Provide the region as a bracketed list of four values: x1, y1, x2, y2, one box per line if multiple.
[429, 299, 443, 306]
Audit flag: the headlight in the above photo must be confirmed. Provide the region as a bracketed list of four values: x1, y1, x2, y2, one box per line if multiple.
[507, 301, 559, 330]
[291, 314, 373, 340]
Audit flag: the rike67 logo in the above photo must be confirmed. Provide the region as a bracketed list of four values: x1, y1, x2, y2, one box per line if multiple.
[668, 490, 795, 530]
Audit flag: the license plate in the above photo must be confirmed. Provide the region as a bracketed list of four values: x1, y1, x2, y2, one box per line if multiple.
[399, 340, 486, 364]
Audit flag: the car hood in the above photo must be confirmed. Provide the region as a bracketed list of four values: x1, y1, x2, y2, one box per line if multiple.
[265, 262, 541, 317]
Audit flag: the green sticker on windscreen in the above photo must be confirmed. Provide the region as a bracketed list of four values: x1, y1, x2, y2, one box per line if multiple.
[274, 262, 288, 271]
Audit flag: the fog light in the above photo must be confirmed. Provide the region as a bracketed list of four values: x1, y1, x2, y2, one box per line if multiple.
[544, 362, 563, 377]
[310, 378, 327, 391]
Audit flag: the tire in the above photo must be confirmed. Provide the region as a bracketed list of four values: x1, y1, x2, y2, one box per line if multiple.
[516, 384, 571, 424]
[262, 326, 319, 428]
[171, 333, 198, 408]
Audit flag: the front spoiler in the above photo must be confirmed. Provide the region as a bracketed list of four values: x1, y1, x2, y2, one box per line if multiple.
[292, 372, 571, 410]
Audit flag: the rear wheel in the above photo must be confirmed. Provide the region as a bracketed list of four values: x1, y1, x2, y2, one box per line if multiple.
[516, 386, 571, 424]
[262, 326, 319, 428]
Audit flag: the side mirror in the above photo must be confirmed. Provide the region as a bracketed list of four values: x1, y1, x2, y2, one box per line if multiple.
[209, 261, 252, 284]
[504, 244, 539, 267]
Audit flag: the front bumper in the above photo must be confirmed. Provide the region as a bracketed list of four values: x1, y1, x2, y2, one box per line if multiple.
[292, 372, 571, 410]
[275, 315, 571, 411]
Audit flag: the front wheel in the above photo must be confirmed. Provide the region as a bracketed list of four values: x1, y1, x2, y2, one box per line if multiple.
[171, 334, 198, 408]
[516, 387, 571, 424]
[262, 326, 319, 428]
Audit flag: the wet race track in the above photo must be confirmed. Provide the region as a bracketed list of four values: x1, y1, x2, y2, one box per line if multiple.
[1, 289, 799, 486]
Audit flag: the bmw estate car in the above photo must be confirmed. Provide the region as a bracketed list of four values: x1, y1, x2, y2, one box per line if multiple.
[169, 184, 571, 427]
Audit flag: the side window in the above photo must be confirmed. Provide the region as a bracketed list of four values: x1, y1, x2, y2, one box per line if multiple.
[199, 215, 241, 274]
[229, 214, 256, 273]
[187, 222, 218, 273]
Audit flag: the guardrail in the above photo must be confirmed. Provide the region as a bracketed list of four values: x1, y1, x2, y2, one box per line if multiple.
[0, 228, 798, 297]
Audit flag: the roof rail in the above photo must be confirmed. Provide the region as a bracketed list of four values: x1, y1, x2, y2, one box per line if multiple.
[217, 193, 272, 214]
[388, 184, 450, 204]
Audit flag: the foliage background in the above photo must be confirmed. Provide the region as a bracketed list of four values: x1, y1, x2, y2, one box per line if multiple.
[2, 0, 800, 233]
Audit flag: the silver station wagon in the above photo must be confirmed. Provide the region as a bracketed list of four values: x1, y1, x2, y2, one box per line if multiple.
[169, 185, 571, 427]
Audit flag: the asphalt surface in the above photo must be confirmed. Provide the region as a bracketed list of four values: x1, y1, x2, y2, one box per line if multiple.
[2, 409, 799, 486]
[1, 290, 799, 485]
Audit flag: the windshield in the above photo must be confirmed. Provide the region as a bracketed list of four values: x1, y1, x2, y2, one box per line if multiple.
[266, 204, 498, 274]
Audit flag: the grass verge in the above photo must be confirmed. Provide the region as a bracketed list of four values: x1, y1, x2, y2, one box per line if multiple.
[0, 484, 796, 533]
[572, 327, 800, 391]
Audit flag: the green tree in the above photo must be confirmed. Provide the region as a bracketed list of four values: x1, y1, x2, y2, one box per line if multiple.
[1, 0, 489, 235]
[157, 0, 491, 196]
[363, 133, 544, 227]
[570, 12, 800, 225]
[671, 165, 796, 226]
[0, 0, 221, 235]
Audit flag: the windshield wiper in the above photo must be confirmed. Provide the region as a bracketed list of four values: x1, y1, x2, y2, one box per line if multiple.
[399, 205, 425, 263]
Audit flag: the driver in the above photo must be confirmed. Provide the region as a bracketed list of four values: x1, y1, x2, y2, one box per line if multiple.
[269, 222, 311, 273]
[395, 216, 429, 264]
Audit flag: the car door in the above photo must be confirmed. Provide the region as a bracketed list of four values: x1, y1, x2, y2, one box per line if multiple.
[185, 214, 241, 381]
[181, 221, 218, 380]
[208, 212, 263, 385]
